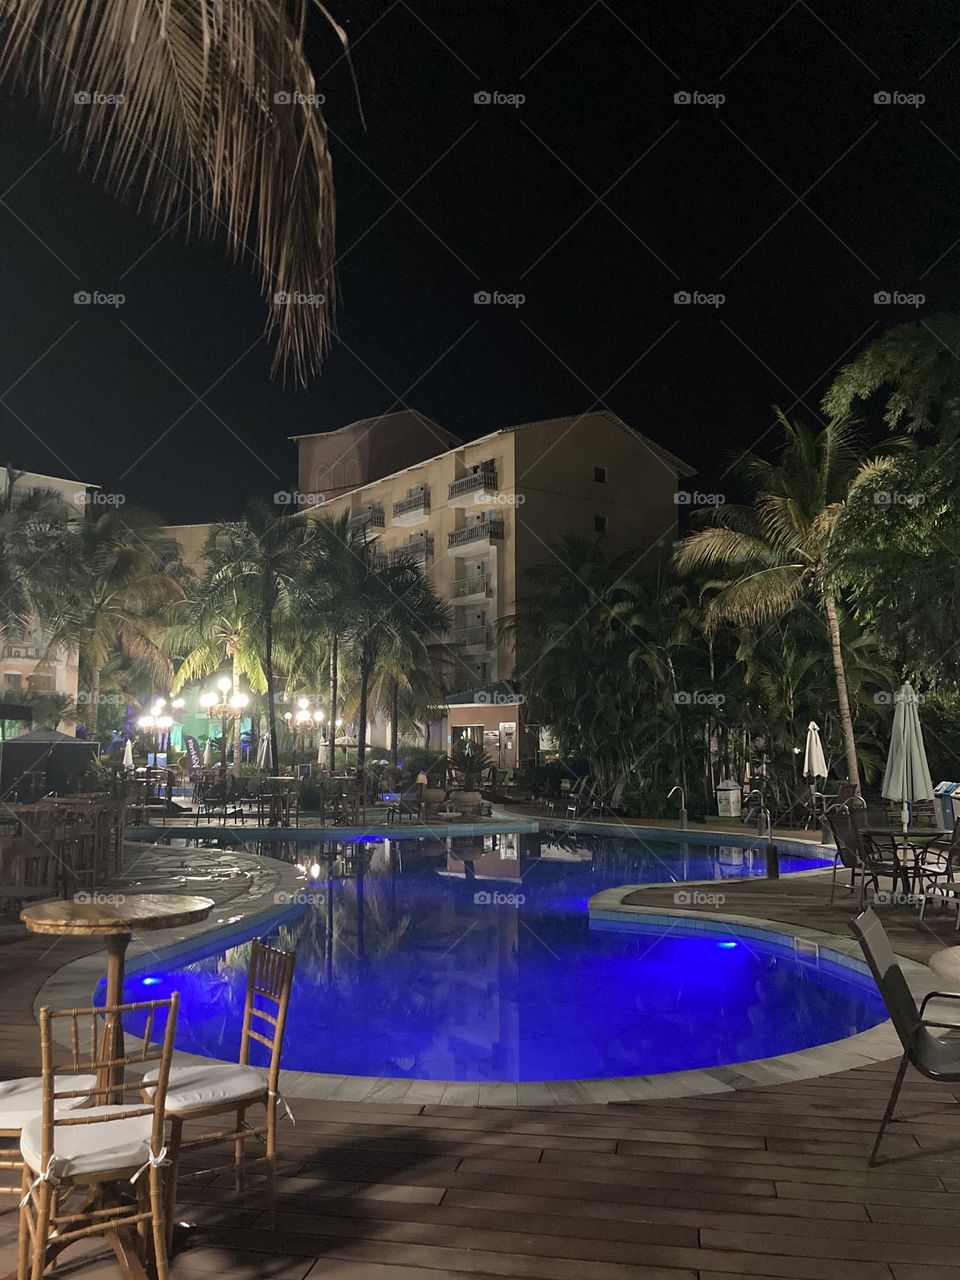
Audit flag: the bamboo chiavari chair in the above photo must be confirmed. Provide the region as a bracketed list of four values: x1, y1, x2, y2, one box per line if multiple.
[142, 942, 295, 1248]
[18, 995, 179, 1280]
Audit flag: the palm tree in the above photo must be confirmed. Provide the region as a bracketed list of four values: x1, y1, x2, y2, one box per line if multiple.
[673, 412, 886, 793]
[0, 466, 72, 636]
[167, 575, 269, 697]
[206, 502, 315, 772]
[0, 1, 349, 382]
[343, 552, 450, 771]
[306, 515, 368, 771]
[45, 508, 184, 736]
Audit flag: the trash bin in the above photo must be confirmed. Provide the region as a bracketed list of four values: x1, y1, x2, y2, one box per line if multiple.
[934, 781, 959, 829]
[716, 778, 742, 818]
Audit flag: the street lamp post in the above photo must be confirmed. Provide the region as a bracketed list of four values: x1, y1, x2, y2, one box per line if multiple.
[199, 677, 249, 770]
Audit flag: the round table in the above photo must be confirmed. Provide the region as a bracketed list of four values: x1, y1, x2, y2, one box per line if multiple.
[22, 893, 214, 1094]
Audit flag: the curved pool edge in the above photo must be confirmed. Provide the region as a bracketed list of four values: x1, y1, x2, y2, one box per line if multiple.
[35, 855, 926, 1107]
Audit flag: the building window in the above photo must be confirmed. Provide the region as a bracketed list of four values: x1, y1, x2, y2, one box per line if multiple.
[594, 466, 607, 483]
[4, 673, 22, 690]
[594, 515, 607, 533]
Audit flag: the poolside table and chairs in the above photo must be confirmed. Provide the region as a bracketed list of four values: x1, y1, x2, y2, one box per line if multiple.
[0, 893, 296, 1279]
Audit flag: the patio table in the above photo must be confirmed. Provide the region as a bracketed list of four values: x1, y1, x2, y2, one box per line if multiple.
[860, 827, 951, 895]
[21, 893, 214, 1098]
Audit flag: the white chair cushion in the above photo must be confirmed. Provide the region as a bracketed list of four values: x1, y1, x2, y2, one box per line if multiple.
[142, 1063, 267, 1115]
[0, 1076, 97, 1133]
[20, 1105, 159, 1180]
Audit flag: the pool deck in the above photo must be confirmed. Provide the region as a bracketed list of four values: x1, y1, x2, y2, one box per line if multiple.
[4, 829, 960, 1278]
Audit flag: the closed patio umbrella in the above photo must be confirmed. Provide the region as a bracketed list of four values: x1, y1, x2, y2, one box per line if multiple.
[202, 738, 213, 766]
[804, 721, 828, 781]
[882, 682, 934, 831]
[803, 720, 828, 821]
[122, 739, 134, 771]
[256, 731, 270, 771]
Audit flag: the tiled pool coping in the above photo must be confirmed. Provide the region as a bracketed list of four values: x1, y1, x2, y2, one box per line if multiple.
[35, 837, 925, 1106]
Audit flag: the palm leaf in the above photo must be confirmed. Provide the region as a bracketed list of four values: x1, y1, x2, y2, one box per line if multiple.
[0, 0, 349, 383]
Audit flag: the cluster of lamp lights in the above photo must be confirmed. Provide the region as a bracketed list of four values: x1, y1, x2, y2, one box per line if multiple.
[284, 697, 326, 730]
[136, 696, 185, 745]
[198, 676, 250, 718]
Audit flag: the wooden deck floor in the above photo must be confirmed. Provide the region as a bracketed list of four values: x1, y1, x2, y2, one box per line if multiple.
[3, 867, 960, 1279]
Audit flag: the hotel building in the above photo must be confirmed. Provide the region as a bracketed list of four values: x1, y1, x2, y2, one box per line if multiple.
[293, 410, 693, 766]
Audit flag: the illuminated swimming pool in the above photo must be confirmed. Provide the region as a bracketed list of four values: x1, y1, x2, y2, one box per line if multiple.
[111, 830, 885, 1082]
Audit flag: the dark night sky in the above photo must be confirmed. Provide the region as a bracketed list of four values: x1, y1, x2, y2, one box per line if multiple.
[3, 0, 960, 522]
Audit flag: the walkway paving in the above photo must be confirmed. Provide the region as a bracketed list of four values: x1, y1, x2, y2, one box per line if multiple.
[3, 848, 960, 1278]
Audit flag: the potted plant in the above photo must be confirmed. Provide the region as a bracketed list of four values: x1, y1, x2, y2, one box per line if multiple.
[449, 741, 493, 814]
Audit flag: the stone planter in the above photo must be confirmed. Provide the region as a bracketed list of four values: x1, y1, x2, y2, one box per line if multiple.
[452, 790, 482, 814]
[422, 787, 446, 808]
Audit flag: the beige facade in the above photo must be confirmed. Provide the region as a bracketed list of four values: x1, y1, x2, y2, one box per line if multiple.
[3, 470, 98, 721]
[164, 412, 692, 759]
[295, 410, 692, 760]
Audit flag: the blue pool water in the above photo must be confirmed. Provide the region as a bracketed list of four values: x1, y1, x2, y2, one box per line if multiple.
[110, 830, 885, 1082]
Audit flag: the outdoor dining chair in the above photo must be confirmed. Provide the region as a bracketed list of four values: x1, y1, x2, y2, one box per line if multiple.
[851, 907, 960, 1164]
[142, 940, 296, 1248]
[0, 1070, 97, 1197]
[18, 994, 179, 1280]
[826, 811, 904, 908]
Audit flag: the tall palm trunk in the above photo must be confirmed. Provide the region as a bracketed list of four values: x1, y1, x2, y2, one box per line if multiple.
[265, 610, 279, 775]
[87, 665, 100, 738]
[327, 634, 339, 772]
[356, 650, 371, 772]
[389, 676, 399, 765]
[823, 592, 860, 793]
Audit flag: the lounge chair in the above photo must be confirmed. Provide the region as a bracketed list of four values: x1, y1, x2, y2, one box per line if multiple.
[851, 907, 960, 1163]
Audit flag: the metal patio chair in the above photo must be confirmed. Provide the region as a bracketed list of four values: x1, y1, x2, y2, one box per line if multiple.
[826, 810, 904, 908]
[851, 907, 960, 1164]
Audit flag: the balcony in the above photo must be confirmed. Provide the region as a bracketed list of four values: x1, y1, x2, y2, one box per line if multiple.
[452, 574, 492, 604]
[451, 625, 491, 651]
[392, 490, 430, 526]
[347, 507, 386, 534]
[447, 520, 504, 551]
[2, 644, 41, 660]
[388, 536, 434, 566]
[448, 467, 498, 508]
